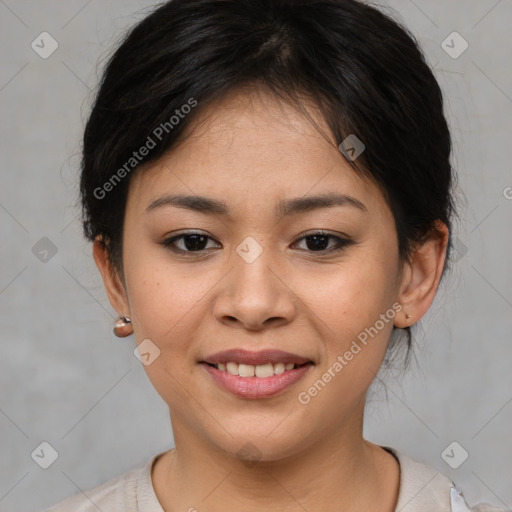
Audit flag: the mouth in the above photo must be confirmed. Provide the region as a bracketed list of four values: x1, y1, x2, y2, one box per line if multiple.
[199, 349, 315, 399]
[203, 361, 312, 377]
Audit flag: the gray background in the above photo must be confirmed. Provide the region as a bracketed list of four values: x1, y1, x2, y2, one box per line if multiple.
[0, 1, 511, 511]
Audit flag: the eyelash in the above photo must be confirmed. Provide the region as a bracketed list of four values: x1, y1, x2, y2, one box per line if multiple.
[161, 230, 354, 256]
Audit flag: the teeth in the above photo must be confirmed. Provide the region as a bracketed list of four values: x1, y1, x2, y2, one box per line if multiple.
[274, 363, 285, 375]
[226, 362, 238, 375]
[255, 363, 274, 378]
[238, 364, 255, 377]
[214, 361, 301, 377]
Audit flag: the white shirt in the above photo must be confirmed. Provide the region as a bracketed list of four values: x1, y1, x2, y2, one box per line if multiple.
[44, 447, 508, 511]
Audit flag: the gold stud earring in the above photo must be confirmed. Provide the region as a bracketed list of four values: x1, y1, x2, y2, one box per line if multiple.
[113, 316, 133, 337]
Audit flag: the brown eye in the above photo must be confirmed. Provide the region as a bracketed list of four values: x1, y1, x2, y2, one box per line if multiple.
[304, 234, 330, 251]
[293, 232, 353, 253]
[162, 232, 220, 253]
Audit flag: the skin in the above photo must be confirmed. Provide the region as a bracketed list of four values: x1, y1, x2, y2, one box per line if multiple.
[93, 88, 448, 512]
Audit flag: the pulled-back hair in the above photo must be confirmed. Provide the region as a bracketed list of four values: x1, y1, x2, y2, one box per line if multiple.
[80, 0, 455, 359]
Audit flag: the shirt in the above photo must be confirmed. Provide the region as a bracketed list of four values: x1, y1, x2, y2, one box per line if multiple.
[44, 447, 508, 511]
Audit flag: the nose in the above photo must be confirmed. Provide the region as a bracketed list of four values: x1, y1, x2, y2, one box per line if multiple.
[213, 248, 297, 331]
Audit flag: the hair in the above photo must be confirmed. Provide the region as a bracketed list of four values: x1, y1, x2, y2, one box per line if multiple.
[80, 0, 455, 361]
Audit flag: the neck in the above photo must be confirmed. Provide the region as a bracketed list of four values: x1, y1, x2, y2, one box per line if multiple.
[152, 403, 400, 512]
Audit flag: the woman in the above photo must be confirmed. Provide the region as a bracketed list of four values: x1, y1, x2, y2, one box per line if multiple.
[47, 0, 507, 510]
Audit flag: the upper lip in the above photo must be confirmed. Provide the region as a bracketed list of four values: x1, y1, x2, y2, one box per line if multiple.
[201, 349, 313, 366]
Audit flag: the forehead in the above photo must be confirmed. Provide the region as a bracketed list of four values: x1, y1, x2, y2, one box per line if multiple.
[127, 88, 389, 219]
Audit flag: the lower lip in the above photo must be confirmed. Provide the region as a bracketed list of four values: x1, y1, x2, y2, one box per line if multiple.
[201, 363, 313, 399]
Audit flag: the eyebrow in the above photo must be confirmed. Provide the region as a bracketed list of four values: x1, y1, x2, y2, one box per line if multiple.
[145, 193, 367, 217]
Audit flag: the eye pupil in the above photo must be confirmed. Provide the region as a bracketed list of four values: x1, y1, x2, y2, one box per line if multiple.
[306, 235, 329, 251]
[184, 234, 208, 251]
[165, 232, 347, 255]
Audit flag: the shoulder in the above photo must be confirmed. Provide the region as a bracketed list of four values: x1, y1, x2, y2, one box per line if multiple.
[385, 447, 509, 512]
[45, 453, 164, 512]
[45, 467, 141, 512]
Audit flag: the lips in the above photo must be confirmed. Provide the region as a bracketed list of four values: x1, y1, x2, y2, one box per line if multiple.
[201, 348, 312, 366]
[200, 349, 314, 398]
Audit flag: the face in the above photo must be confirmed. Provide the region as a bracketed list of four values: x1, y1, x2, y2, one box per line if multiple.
[99, 89, 416, 462]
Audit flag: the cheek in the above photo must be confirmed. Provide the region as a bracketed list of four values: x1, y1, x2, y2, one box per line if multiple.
[123, 255, 212, 405]
[299, 241, 400, 399]
[123, 234, 207, 335]
[307, 248, 399, 338]
[121, 241, 217, 373]
[294, 262, 399, 426]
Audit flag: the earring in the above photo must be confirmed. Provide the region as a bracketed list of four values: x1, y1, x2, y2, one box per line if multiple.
[405, 313, 411, 322]
[113, 316, 133, 338]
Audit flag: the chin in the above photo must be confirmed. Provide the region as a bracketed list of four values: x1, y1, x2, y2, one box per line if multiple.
[211, 428, 310, 465]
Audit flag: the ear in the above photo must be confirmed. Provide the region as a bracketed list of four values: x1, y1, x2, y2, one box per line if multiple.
[394, 221, 449, 328]
[92, 236, 131, 318]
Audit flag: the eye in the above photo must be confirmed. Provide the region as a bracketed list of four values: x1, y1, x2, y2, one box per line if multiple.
[162, 232, 221, 253]
[292, 231, 353, 253]
[161, 230, 353, 256]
